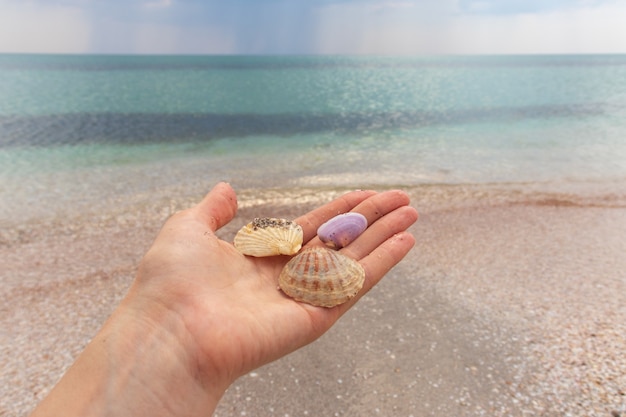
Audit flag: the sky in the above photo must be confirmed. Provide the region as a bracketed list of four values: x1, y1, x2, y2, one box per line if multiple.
[1, 0, 625, 55]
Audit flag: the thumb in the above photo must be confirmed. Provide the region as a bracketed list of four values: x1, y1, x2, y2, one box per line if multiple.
[194, 182, 238, 232]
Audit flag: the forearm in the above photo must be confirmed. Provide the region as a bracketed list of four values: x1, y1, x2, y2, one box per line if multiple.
[27, 185, 417, 417]
[30, 299, 223, 417]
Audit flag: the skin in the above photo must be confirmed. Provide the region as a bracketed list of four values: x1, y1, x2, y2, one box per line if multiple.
[30, 182, 418, 417]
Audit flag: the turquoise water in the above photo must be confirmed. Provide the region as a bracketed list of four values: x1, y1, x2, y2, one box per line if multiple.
[1, 54, 626, 221]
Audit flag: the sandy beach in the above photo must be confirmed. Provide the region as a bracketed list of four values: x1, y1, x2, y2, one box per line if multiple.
[1, 184, 625, 416]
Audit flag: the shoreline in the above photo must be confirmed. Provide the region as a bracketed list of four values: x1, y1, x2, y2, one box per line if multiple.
[3, 179, 625, 244]
[2, 185, 626, 416]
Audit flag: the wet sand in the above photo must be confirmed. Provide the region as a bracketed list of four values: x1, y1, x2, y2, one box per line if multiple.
[1, 185, 626, 416]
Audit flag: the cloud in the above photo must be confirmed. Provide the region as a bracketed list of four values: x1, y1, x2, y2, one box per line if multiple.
[86, 18, 237, 54]
[1, 0, 626, 54]
[142, 0, 172, 9]
[131, 24, 236, 54]
[366, 1, 415, 12]
[457, 0, 571, 15]
[447, 1, 626, 54]
[0, 1, 90, 53]
[310, 0, 626, 54]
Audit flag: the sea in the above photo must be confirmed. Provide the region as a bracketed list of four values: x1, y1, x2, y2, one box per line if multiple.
[2, 54, 626, 225]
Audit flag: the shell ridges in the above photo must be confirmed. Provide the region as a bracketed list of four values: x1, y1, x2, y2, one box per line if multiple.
[278, 247, 365, 308]
[234, 218, 303, 257]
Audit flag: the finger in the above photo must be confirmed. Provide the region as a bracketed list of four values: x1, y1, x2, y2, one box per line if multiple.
[359, 231, 416, 293]
[305, 190, 415, 248]
[331, 231, 416, 316]
[351, 189, 412, 227]
[193, 182, 238, 232]
[304, 190, 410, 246]
[295, 190, 376, 242]
[341, 205, 418, 260]
[334, 230, 415, 315]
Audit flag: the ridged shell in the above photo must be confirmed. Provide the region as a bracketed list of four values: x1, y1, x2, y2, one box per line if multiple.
[317, 212, 368, 249]
[278, 247, 365, 308]
[234, 218, 303, 257]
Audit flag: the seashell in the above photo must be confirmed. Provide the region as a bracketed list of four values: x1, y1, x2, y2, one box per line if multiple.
[278, 247, 365, 308]
[234, 218, 303, 257]
[317, 212, 368, 249]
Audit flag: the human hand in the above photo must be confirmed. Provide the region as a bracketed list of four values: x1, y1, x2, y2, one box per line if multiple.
[30, 182, 418, 417]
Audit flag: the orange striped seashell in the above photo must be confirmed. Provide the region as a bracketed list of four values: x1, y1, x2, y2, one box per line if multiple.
[278, 247, 365, 308]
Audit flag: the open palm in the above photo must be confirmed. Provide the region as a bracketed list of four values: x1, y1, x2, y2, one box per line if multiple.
[130, 182, 418, 392]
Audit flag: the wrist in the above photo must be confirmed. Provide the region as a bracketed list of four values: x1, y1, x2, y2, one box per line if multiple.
[100, 294, 225, 416]
[31, 292, 225, 417]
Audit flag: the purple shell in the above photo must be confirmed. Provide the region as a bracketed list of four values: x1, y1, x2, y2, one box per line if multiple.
[317, 212, 368, 249]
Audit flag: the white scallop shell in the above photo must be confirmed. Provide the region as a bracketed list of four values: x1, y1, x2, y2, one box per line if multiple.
[234, 218, 303, 257]
[278, 247, 365, 308]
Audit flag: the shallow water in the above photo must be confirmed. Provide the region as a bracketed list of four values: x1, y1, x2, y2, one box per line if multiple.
[1, 54, 626, 224]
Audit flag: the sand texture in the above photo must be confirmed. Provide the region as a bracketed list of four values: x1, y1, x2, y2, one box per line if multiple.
[1, 185, 625, 416]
